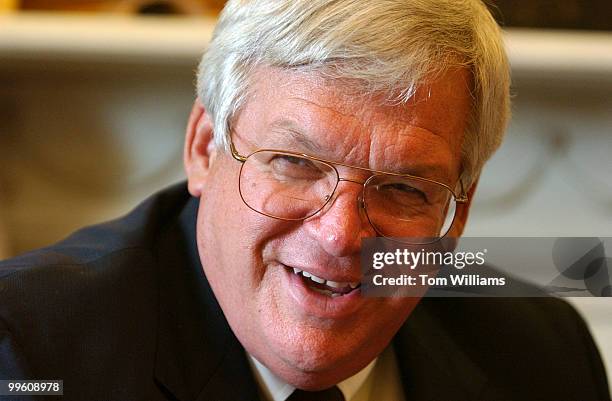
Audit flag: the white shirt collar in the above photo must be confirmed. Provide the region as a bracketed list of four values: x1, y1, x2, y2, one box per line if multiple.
[247, 354, 377, 401]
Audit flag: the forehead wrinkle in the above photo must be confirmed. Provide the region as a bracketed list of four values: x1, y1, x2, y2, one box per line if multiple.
[288, 96, 369, 146]
[368, 124, 456, 183]
[404, 125, 462, 179]
[371, 102, 456, 148]
[402, 118, 462, 156]
[269, 119, 325, 154]
[382, 109, 461, 161]
[396, 124, 455, 152]
[252, 68, 461, 180]
[282, 96, 370, 161]
[291, 96, 364, 122]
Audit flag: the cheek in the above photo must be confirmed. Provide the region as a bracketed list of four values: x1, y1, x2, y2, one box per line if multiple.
[197, 159, 253, 295]
[201, 156, 289, 245]
[196, 157, 291, 306]
[198, 163, 252, 273]
[201, 160, 239, 219]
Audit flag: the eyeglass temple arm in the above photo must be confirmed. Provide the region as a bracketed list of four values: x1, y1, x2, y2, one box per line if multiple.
[229, 140, 247, 163]
[456, 180, 468, 203]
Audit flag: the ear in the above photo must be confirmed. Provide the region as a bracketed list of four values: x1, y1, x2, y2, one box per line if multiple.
[447, 177, 479, 238]
[184, 99, 216, 197]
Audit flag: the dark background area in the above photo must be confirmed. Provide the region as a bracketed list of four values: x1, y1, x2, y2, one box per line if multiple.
[489, 0, 612, 31]
[17, 0, 612, 30]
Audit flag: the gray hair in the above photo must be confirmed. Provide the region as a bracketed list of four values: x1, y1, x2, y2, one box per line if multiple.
[197, 0, 510, 186]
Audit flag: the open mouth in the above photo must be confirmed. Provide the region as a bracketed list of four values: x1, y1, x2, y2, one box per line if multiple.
[288, 266, 361, 297]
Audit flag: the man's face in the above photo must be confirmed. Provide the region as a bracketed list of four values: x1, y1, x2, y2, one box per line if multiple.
[185, 67, 473, 389]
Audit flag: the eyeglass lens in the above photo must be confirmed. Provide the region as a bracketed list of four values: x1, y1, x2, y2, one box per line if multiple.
[238, 150, 457, 242]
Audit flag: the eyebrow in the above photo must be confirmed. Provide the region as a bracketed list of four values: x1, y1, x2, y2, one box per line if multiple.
[394, 165, 451, 182]
[268, 119, 325, 155]
[266, 118, 452, 183]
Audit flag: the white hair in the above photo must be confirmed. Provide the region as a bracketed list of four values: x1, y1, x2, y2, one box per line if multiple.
[197, 0, 510, 186]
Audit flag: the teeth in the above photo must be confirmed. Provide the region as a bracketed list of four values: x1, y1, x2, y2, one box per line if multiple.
[326, 280, 344, 288]
[309, 274, 325, 284]
[289, 266, 361, 291]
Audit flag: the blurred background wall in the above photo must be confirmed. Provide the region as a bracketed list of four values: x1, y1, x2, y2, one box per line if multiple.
[1, 0, 611, 391]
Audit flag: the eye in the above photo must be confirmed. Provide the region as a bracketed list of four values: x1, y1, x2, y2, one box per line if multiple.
[271, 155, 320, 170]
[377, 182, 429, 204]
[383, 183, 418, 193]
[269, 154, 325, 180]
[274, 155, 314, 167]
[381, 182, 423, 195]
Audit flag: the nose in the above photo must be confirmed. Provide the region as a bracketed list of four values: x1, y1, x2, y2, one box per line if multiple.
[302, 181, 375, 257]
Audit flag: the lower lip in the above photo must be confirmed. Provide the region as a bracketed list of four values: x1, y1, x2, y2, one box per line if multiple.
[284, 266, 365, 319]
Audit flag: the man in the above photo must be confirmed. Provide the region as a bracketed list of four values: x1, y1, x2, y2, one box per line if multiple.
[0, 1, 609, 400]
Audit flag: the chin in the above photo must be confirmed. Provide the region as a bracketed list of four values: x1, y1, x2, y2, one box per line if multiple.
[257, 323, 381, 390]
[278, 349, 373, 391]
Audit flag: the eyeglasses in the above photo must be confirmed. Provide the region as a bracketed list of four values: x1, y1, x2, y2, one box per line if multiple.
[229, 139, 467, 244]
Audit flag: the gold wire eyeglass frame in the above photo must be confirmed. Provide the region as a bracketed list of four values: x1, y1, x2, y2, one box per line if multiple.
[229, 138, 468, 243]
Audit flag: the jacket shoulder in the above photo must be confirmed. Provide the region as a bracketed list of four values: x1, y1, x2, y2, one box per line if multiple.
[427, 297, 610, 400]
[0, 183, 193, 388]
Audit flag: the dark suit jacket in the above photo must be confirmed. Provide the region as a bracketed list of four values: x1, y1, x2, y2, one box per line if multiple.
[0, 183, 609, 401]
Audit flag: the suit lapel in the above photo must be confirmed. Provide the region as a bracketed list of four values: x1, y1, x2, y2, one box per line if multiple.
[393, 299, 488, 401]
[153, 196, 260, 401]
